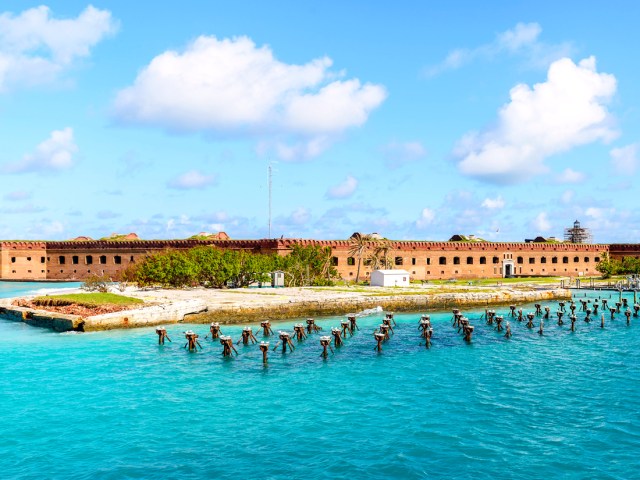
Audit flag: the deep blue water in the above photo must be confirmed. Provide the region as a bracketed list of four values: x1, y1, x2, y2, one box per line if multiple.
[0, 287, 639, 479]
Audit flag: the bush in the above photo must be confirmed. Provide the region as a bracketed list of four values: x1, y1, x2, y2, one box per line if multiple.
[82, 273, 111, 293]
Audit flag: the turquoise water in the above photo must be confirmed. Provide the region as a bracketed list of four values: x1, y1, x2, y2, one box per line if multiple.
[0, 281, 83, 299]
[1, 287, 639, 479]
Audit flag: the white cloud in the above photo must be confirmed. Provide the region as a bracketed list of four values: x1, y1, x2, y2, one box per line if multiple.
[0, 203, 45, 214]
[416, 208, 436, 229]
[289, 207, 310, 225]
[27, 220, 64, 238]
[271, 136, 331, 162]
[3, 190, 31, 201]
[0, 5, 117, 92]
[557, 168, 586, 183]
[381, 141, 426, 168]
[96, 210, 121, 220]
[481, 195, 505, 210]
[585, 207, 612, 221]
[531, 212, 551, 232]
[327, 175, 358, 199]
[167, 170, 216, 190]
[425, 22, 572, 76]
[610, 144, 638, 175]
[560, 190, 575, 204]
[113, 36, 386, 159]
[454, 57, 617, 184]
[3, 127, 77, 173]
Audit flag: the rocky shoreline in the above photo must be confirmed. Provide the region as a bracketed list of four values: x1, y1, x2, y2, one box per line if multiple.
[0, 285, 572, 332]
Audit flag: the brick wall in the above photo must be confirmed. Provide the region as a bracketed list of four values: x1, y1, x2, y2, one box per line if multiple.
[0, 242, 47, 280]
[0, 238, 620, 282]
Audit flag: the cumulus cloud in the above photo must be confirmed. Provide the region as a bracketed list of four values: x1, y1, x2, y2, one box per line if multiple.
[113, 36, 386, 160]
[416, 208, 436, 229]
[270, 136, 332, 162]
[327, 175, 358, 199]
[481, 195, 505, 210]
[454, 57, 617, 184]
[556, 167, 586, 183]
[167, 170, 216, 190]
[0, 5, 117, 92]
[3, 127, 77, 173]
[381, 141, 426, 168]
[531, 212, 551, 232]
[610, 144, 638, 175]
[425, 22, 573, 76]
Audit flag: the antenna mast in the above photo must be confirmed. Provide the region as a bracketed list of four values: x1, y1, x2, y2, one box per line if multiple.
[268, 163, 272, 238]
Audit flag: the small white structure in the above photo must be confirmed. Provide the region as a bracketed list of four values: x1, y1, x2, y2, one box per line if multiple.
[271, 271, 285, 287]
[370, 269, 410, 287]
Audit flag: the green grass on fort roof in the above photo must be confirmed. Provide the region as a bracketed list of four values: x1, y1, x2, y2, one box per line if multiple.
[31, 293, 143, 308]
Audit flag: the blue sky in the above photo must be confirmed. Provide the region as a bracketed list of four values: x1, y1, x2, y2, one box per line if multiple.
[1, 1, 639, 243]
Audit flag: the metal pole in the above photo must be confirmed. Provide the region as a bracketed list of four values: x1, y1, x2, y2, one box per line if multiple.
[268, 163, 272, 238]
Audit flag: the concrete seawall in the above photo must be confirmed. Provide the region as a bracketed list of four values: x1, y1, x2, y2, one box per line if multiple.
[184, 288, 571, 324]
[0, 288, 571, 332]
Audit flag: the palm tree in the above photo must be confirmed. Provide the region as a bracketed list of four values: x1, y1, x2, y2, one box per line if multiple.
[348, 233, 372, 283]
[372, 239, 393, 269]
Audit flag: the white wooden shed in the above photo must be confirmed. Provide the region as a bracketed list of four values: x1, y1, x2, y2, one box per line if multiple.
[370, 269, 410, 287]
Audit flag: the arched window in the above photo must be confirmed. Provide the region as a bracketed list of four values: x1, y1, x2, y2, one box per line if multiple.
[114, 256, 122, 265]
[331, 256, 338, 266]
[347, 257, 355, 266]
[541, 257, 547, 264]
[86, 255, 93, 265]
[99, 255, 107, 264]
[466, 256, 474, 265]
[574, 256, 579, 263]
[395, 257, 403, 266]
[584, 257, 590, 263]
[439, 257, 447, 265]
[563, 256, 569, 264]
[517, 256, 523, 264]
[529, 257, 535, 264]
[479, 256, 486, 264]
[552, 257, 558, 264]
[493, 256, 499, 264]
[453, 257, 460, 265]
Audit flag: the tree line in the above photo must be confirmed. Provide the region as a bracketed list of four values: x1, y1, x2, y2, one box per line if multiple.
[119, 245, 338, 288]
[595, 252, 640, 278]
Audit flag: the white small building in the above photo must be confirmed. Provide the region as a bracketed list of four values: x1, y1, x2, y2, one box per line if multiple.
[370, 269, 410, 287]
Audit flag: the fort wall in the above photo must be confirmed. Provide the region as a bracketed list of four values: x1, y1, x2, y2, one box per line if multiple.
[0, 238, 619, 282]
[0, 242, 47, 281]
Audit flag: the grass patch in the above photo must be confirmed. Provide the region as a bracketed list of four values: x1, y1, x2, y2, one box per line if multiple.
[32, 293, 143, 308]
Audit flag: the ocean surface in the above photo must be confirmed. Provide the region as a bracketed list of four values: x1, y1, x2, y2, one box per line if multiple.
[1, 284, 639, 479]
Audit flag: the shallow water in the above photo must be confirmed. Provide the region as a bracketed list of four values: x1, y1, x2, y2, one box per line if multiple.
[0, 280, 83, 299]
[0, 288, 639, 479]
